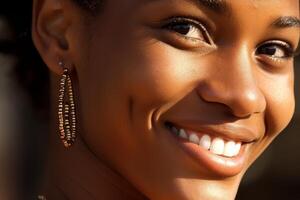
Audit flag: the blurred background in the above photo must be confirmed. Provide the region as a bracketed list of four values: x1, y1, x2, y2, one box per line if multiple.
[0, 1, 299, 200]
[0, 2, 49, 199]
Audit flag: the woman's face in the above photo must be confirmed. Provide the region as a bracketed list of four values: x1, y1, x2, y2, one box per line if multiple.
[66, 0, 299, 199]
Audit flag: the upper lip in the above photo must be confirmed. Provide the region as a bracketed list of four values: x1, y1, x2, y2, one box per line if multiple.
[169, 121, 259, 143]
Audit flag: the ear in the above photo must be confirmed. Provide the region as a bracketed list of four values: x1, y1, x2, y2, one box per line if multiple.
[32, 0, 74, 74]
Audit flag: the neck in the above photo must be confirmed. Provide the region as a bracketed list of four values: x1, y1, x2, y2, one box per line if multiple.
[42, 133, 147, 200]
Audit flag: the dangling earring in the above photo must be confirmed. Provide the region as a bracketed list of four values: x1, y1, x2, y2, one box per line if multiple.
[58, 62, 76, 148]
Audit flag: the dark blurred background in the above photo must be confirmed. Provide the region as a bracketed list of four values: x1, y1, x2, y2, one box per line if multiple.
[0, 1, 299, 200]
[0, 1, 49, 199]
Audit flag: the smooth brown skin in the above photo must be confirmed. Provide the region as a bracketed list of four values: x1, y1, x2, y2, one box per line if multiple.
[32, 0, 299, 199]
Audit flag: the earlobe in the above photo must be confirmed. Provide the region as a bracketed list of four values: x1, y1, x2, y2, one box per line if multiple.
[32, 0, 71, 74]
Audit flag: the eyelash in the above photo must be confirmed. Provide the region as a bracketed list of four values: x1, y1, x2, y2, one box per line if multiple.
[161, 17, 212, 46]
[257, 41, 294, 57]
[160, 17, 297, 63]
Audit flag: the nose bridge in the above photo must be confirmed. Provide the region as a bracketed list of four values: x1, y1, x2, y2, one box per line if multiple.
[198, 46, 266, 117]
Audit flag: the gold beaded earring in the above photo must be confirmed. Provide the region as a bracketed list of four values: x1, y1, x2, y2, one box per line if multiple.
[58, 62, 76, 148]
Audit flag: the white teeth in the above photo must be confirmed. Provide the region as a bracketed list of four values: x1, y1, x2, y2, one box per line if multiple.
[210, 138, 225, 155]
[179, 129, 188, 139]
[223, 141, 236, 157]
[170, 126, 242, 157]
[233, 142, 241, 156]
[189, 133, 200, 144]
[199, 134, 211, 150]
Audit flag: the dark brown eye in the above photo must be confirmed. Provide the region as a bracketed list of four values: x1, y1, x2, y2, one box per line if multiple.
[256, 41, 293, 59]
[166, 23, 203, 39]
[163, 18, 209, 43]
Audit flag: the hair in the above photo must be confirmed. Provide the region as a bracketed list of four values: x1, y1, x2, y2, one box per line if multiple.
[71, 0, 105, 17]
[72, 0, 101, 13]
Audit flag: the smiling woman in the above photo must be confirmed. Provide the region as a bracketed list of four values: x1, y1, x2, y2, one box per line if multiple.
[30, 0, 300, 199]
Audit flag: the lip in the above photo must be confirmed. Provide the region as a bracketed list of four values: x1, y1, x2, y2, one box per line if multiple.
[164, 122, 255, 177]
[170, 121, 258, 143]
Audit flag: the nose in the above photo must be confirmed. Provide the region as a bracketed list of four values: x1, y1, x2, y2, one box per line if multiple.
[197, 48, 266, 118]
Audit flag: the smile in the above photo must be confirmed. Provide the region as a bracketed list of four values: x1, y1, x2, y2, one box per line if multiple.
[164, 122, 255, 176]
[168, 124, 242, 158]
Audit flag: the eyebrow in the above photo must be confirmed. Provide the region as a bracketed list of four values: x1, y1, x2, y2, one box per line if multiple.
[191, 0, 229, 13]
[147, 0, 229, 13]
[272, 16, 300, 28]
[183, 1, 300, 30]
[150, 0, 300, 30]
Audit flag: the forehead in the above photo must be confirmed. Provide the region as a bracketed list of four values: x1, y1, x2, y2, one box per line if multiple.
[230, 0, 299, 15]
[142, 0, 299, 13]
[137, 0, 300, 28]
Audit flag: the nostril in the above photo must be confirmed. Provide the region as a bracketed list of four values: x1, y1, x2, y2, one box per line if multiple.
[227, 108, 252, 119]
[196, 76, 266, 118]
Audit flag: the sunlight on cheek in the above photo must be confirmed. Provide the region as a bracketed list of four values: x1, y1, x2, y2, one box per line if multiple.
[266, 85, 295, 135]
[134, 44, 197, 103]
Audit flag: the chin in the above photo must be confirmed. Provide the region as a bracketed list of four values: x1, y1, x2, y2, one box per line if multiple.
[159, 177, 242, 200]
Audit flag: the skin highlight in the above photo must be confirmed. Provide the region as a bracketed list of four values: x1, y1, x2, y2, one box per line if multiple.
[32, 0, 299, 199]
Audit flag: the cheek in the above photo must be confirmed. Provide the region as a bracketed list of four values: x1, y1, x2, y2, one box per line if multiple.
[263, 74, 295, 137]
[76, 37, 200, 166]
[126, 44, 201, 107]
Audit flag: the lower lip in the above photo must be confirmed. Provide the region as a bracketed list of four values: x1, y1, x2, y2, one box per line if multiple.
[167, 129, 249, 177]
